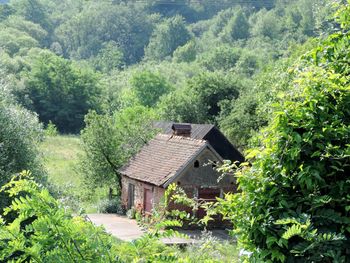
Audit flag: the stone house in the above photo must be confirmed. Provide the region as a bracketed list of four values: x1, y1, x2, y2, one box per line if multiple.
[119, 123, 244, 214]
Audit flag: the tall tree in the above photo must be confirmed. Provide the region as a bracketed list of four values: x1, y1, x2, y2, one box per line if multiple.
[145, 15, 192, 61]
[23, 51, 101, 133]
[130, 70, 173, 107]
[80, 106, 157, 195]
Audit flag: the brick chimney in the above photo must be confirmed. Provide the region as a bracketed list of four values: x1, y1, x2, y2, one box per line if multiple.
[172, 123, 191, 137]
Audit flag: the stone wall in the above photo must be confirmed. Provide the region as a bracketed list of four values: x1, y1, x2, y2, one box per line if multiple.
[121, 176, 165, 212]
[174, 148, 237, 193]
[121, 147, 237, 215]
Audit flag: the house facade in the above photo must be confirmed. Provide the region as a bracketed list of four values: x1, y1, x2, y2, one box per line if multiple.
[119, 123, 243, 214]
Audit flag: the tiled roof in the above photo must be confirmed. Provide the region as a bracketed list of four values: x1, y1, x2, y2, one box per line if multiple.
[119, 134, 207, 186]
[153, 121, 214, 140]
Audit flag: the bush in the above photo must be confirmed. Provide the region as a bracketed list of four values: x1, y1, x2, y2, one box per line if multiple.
[0, 94, 44, 212]
[215, 5, 350, 261]
[97, 198, 124, 214]
[126, 207, 136, 219]
[0, 172, 119, 262]
[44, 120, 58, 137]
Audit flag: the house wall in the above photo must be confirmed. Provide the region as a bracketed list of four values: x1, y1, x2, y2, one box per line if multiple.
[174, 148, 237, 193]
[121, 147, 237, 215]
[121, 176, 165, 212]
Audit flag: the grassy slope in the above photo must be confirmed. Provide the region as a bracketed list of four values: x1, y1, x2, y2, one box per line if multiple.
[40, 135, 83, 187]
[40, 135, 104, 212]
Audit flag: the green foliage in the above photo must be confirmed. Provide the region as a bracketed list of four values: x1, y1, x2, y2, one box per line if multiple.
[0, 26, 39, 56]
[187, 71, 241, 122]
[145, 15, 192, 61]
[212, 6, 350, 261]
[92, 41, 124, 73]
[80, 106, 157, 192]
[55, 2, 152, 64]
[23, 51, 101, 133]
[157, 87, 207, 123]
[44, 120, 58, 137]
[97, 198, 123, 214]
[250, 9, 281, 39]
[130, 70, 173, 107]
[199, 45, 241, 71]
[172, 40, 197, 63]
[221, 9, 250, 41]
[0, 88, 44, 211]
[0, 172, 121, 262]
[9, 0, 52, 33]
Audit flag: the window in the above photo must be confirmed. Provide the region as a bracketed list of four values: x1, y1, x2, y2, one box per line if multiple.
[194, 160, 199, 168]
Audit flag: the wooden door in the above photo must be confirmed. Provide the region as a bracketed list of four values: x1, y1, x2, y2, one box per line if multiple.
[144, 188, 153, 213]
[127, 183, 135, 210]
[197, 188, 220, 218]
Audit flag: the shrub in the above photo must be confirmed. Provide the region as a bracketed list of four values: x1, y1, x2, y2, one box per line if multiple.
[97, 198, 124, 214]
[0, 95, 44, 212]
[0, 172, 119, 262]
[214, 4, 350, 261]
[44, 120, 58, 137]
[126, 207, 136, 219]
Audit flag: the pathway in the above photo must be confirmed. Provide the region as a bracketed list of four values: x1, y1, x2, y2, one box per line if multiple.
[87, 214, 233, 244]
[87, 213, 144, 241]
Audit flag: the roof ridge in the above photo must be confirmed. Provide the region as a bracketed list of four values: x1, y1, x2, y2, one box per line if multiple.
[156, 133, 207, 144]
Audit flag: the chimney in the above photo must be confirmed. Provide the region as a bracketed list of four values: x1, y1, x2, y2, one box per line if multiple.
[172, 123, 191, 137]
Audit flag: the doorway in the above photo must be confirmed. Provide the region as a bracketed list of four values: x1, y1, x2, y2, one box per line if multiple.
[127, 183, 135, 210]
[144, 188, 153, 213]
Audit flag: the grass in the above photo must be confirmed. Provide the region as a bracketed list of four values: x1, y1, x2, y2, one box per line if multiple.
[40, 135, 106, 213]
[40, 135, 83, 187]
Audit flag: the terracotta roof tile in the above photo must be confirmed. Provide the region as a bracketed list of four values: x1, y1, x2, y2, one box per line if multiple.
[119, 134, 207, 186]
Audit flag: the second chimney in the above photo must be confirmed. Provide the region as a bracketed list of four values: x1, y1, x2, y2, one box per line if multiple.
[172, 123, 191, 137]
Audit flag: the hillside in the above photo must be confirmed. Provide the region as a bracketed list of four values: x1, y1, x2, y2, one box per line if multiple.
[1, 0, 349, 262]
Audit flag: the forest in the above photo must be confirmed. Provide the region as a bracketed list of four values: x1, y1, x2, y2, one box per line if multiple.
[0, 0, 350, 262]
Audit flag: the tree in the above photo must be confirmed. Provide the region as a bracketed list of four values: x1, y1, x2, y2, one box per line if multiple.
[80, 106, 157, 195]
[215, 4, 350, 261]
[92, 41, 124, 73]
[156, 88, 207, 124]
[172, 40, 197, 63]
[145, 15, 192, 61]
[0, 27, 39, 56]
[221, 9, 250, 41]
[55, 2, 152, 64]
[23, 51, 101, 133]
[130, 71, 173, 107]
[250, 9, 281, 39]
[199, 45, 241, 71]
[0, 75, 44, 211]
[187, 72, 241, 122]
[9, 0, 52, 34]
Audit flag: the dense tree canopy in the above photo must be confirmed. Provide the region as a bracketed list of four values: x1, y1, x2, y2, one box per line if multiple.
[22, 51, 101, 133]
[145, 15, 192, 61]
[1, 0, 349, 261]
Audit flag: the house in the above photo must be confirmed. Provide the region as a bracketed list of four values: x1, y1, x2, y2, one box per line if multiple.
[119, 123, 244, 214]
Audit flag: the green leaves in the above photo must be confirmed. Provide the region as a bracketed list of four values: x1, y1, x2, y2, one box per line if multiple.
[0, 172, 120, 262]
[211, 2, 350, 261]
[80, 106, 157, 191]
[24, 51, 101, 133]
